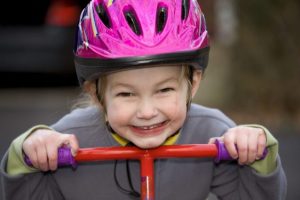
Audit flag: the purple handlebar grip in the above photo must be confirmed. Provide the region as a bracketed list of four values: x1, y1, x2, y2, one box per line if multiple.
[24, 147, 77, 168]
[214, 139, 268, 163]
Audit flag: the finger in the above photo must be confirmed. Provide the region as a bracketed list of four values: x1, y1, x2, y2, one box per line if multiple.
[60, 134, 79, 156]
[236, 132, 248, 165]
[23, 141, 39, 168]
[25, 148, 39, 169]
[223, 129, 238, 159]
[247, 132, 259, 164]
[256, 132, 267, 159]
[46, 145, 58, 171]
[36, 144, 49, 171]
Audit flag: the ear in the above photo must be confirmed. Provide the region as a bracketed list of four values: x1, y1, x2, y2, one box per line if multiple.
[191, 70, 202, 98]
[83, 81, 99, 103]
[83, 81, 96, 94]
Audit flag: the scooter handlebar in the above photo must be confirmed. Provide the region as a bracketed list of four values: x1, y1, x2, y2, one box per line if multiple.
[24, 146, 77, 168]
[214, 139, 268, 163]
[24, 139, 268, 167]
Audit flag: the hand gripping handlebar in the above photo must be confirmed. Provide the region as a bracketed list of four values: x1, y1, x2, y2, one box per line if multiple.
[24, 139, 267, 200]
[24, 140, 267, 167]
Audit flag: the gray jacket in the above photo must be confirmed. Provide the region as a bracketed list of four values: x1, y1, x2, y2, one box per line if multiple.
[1, 104, 287, 200]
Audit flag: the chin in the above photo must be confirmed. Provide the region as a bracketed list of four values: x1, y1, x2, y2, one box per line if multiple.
[133, 139, 164, 149]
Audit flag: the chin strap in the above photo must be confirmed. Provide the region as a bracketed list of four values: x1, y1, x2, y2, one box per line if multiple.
[114, 143, 141, 198]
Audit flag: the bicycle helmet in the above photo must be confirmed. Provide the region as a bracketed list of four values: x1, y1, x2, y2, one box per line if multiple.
[74, 0, 209, 85]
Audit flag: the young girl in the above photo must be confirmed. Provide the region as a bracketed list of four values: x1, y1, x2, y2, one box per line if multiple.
[1, 0, 286, 199]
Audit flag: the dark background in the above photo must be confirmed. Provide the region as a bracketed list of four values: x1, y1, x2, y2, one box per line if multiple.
[1, 0, 299, 199]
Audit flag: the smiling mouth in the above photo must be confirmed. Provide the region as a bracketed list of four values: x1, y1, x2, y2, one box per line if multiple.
[132, 121, 169, 130]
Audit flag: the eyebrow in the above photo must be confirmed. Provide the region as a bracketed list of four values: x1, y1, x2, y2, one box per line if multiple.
[154, 77, 179, 86]
[110, 82, 134, 90]
[110, 76, 180, 90]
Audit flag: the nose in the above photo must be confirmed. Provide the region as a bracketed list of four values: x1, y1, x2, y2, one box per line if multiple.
[136, 98, 158, 119]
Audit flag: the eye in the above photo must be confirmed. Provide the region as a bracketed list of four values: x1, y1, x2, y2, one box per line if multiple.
[117, 92, 134, 97]
[159, 88, 174, 93]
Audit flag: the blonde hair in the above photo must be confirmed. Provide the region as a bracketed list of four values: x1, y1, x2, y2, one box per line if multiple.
[72, 65, 195, 110]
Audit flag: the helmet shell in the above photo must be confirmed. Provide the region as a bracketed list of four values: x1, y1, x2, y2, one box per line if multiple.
[74, 0, 209, 85]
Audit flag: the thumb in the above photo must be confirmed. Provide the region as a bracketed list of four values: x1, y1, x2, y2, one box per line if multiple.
[208, 137, 217, 144]
[208, 136, 224, 144]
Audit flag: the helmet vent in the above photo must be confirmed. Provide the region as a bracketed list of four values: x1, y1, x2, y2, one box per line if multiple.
[95, 3, 111, 28]
[181, 0, 190, 20]
[123, 7, 142, 36]
[156, 5, 168, 33]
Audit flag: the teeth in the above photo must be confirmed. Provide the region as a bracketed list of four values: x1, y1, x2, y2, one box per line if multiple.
[138, 123, 161, 130]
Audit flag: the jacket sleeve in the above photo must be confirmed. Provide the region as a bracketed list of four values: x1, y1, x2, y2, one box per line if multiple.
[210, 124, 287, 200]
[1, 151, 64, 200]
[6, 125, 52, 176]
[244, 124, 278, 175]
[210, 156, 287, 200]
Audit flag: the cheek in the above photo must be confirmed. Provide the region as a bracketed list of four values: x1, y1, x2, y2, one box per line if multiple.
[161, 93, 187, 120]
[167, 88, 189, 122]
[106, 101, 133, 126]
[169, 86, 189, 108]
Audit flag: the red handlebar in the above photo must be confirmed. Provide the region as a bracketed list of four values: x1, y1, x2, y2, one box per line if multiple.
[24, 141, 267, 200]
[75, 144, 218, 161]
[74, 144, 218, 200]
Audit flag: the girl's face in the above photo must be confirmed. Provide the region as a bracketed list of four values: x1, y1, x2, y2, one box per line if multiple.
[104, 66, 200, 149]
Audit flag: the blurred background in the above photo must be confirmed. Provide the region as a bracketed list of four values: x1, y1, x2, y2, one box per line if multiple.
[0, 0, 299, 199]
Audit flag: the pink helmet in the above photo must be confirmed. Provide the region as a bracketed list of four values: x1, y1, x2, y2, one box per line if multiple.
[74, 0, 209, 85]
